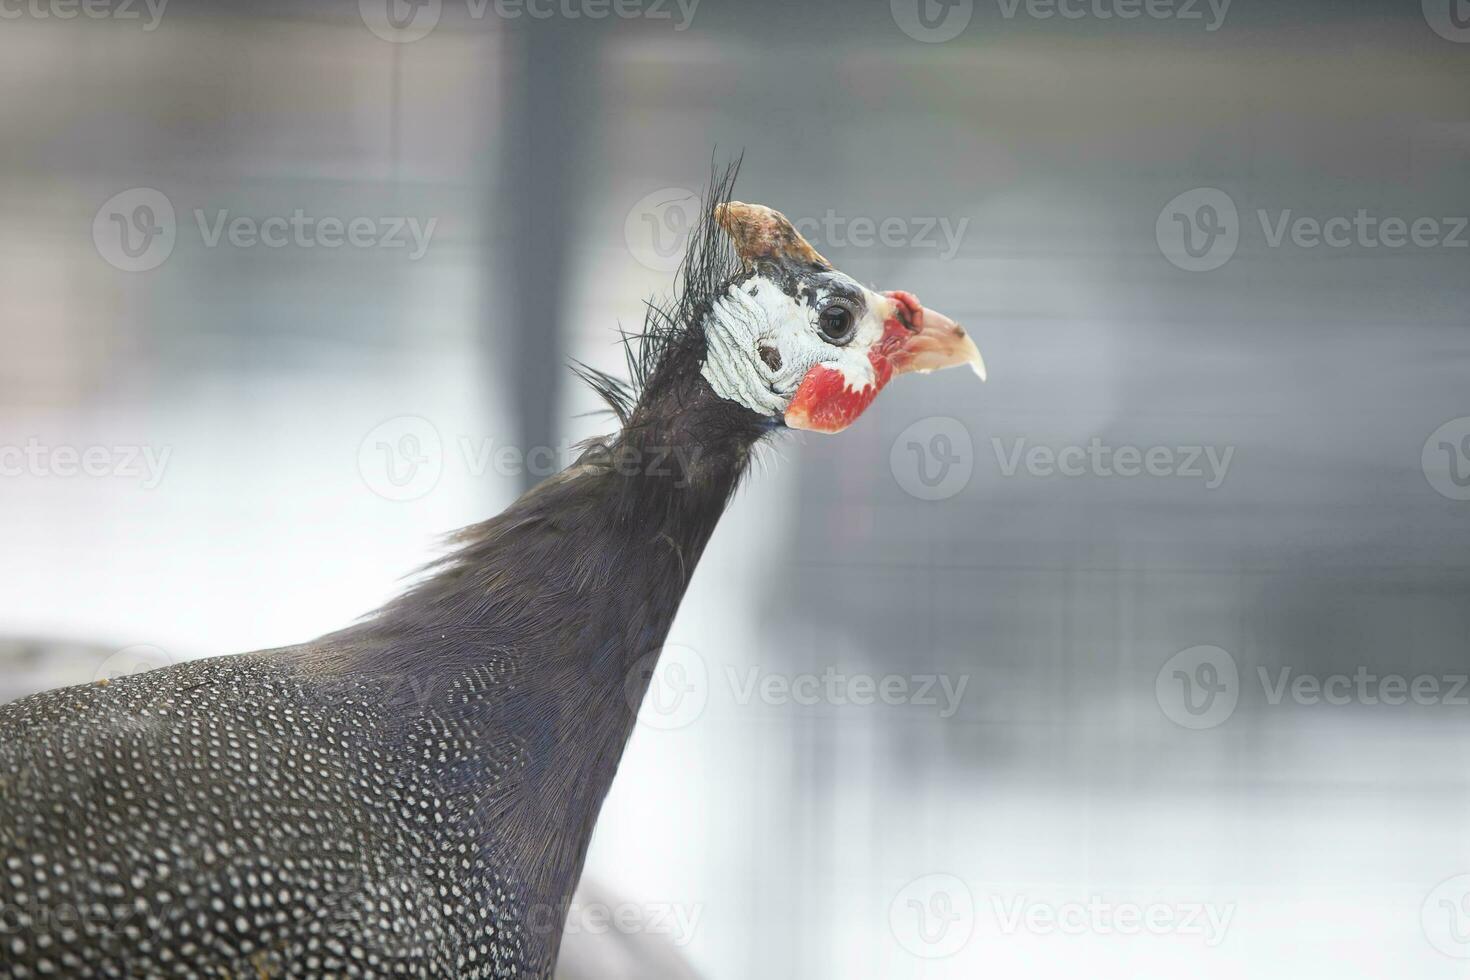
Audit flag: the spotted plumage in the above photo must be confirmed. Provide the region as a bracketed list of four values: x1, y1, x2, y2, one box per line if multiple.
[1, 655, 529, 977]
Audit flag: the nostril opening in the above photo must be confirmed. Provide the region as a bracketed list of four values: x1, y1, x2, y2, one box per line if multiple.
[758, 343, 782, 371]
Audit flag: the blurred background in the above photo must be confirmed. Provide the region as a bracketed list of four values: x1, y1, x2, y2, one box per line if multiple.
[2, 0, 1469, 976]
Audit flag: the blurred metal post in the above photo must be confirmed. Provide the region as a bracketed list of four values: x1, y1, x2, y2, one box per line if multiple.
[493, 20, 601, 491]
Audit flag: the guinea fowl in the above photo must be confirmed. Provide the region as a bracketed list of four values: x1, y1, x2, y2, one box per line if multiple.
[0, 169, 985, 979]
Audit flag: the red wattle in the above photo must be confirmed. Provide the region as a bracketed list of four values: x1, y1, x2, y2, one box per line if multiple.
[785, 365, 875, 432]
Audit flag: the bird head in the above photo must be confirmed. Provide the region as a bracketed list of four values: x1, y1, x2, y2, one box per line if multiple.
[699, 201, 986, 433]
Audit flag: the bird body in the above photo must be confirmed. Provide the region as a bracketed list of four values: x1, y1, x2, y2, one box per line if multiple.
[0, 169, 985, 978]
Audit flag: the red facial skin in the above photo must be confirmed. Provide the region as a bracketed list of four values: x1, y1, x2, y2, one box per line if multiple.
[783, 291, 924, 434]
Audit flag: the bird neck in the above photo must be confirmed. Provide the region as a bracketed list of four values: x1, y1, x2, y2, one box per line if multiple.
[609, 370, 768, 537]
[300, 369, 767, 960]
[339, 369, 767, 753]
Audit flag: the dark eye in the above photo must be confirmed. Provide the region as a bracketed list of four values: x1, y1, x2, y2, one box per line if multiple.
[817, 304, 855, 345]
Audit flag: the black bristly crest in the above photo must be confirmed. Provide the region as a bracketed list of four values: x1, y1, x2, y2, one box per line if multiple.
[573, 158, 744, 427]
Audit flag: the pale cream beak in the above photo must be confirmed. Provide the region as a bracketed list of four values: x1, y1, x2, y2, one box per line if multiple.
[891, 305, 988, 382]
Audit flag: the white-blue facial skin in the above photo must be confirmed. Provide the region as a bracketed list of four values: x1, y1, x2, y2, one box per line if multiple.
[700, 272, 893, 419]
